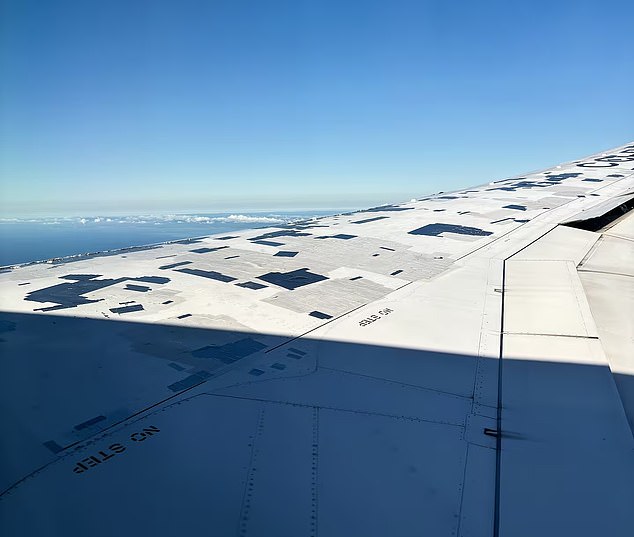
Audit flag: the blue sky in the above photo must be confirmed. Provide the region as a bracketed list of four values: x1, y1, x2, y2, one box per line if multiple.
[1, 0, 632, 217]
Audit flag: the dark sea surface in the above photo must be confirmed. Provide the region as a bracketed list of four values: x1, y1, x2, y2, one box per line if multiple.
[0, 211, 341, 266]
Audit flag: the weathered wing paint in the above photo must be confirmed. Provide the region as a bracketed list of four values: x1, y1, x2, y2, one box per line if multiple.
[1, 143, 633, 537]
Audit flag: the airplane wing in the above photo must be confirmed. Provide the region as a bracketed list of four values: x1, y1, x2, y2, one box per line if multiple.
[1, 143, 633, 537]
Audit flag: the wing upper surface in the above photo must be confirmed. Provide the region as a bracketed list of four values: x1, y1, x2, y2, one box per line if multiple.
[1, 143, 633, 536]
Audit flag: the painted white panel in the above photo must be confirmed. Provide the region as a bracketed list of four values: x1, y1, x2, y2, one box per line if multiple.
[505, 259, 597, 337]
[318, 409, 467, 537]
[513, 225, 598, 264]
[500, 334, 634, 537]
[580, 235, 634, 277]
[606, 210, 634, 240]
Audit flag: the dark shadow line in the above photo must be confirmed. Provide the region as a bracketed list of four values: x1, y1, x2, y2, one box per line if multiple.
[493, 223, 562, 537]
[493, 258, 505, 537]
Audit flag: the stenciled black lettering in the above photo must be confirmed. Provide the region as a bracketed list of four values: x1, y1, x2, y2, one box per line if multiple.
[578, 161, 618, 168]
[73, 463, 87, 475]
[98, 450, 116, 462]
[83, 456, 101, 468]
[72, 443, 131, 475]
[596, 155, 634, 163]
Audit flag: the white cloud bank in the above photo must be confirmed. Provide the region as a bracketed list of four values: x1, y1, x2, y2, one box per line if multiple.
[0, 213, 308, 226]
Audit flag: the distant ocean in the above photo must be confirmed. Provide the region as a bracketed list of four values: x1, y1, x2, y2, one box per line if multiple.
[0, 211, 342, 267]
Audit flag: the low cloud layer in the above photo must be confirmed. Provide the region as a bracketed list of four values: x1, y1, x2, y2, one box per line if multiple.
[0, 213, 304, 226]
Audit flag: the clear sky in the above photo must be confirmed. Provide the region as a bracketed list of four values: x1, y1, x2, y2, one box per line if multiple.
[1, 0, 633, 217]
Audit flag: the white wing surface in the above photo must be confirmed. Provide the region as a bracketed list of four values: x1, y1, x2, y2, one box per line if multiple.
[1, 143, 633, 536]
